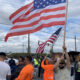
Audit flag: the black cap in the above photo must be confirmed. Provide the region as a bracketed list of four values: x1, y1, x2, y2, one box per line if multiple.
[20, 56, 25, 61]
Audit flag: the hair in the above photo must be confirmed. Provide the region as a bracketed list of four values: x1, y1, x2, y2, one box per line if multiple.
[68, 51, 80, 62]
[20, 56, 25, 62]
[26, 55, 32, 62]
[0, 52, 6, 57]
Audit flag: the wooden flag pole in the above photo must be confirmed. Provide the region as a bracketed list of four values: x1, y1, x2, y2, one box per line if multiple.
[63, 0, 68, 47]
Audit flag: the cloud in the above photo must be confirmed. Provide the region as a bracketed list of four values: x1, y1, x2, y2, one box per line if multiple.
[0, 4, 13, 25]
[24, 0, 33, 5]
[66, 20, 80, 37]
[0, 0, 34, 25]
[0, 0, 24, 25]
[68, 0, 80, 18]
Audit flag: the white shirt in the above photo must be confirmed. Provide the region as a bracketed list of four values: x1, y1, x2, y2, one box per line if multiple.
[55, 67, 70, 80]
[0, 61, 11, 80]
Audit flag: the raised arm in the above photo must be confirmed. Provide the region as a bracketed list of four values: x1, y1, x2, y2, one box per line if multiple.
[63, 46, 71, 70]
[41, 60, 45, 69]
[54, 55, 64, 69]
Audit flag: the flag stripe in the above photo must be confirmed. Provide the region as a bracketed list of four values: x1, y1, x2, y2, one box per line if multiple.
[48, 38, 56, 41]
[13, 6, 65, 24]
[11, 15, 65, 30]
[10, 3, 65, 21]
[5, 22, 63, 42]
[20, 3, 66, 19]
[11, 6, 34, 24]
[10, 21, 65, 33]
[48, 38, 56, 42]
[51, 35, 57, 38]
[12, 3, 66, 24]
[47, 40, 54, 43]
[13, 11, 65, 26]
[9, 2, 33, 20]
[37, 45, 41, 53]
[5, 21, 64, 42]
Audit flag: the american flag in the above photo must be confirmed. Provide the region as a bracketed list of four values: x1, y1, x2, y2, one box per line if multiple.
[36, 42, 47, 54]
[5, 0, 66, 41]
[36, 27, 62, 53]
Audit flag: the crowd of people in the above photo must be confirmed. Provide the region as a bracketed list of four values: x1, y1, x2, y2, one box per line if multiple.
[0, 46, 80, 80]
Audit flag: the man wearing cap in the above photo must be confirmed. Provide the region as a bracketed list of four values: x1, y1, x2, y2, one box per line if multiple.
[0, 52, 11, 80]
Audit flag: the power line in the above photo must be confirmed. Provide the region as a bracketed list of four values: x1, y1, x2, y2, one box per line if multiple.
[39, 30, 80, 39]
[0, 23, 80, 40]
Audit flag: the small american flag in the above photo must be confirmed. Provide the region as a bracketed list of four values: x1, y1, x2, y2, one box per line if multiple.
[36, 27, 62, 53]
[5, 0, 66, 41]
[36, 42, 47, 54]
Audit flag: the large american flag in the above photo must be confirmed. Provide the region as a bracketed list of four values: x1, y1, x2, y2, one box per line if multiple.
[36, 27, 62, 53]
[5, 0, 66, 41]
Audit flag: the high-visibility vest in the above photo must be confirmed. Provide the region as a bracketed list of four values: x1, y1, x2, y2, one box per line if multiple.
[34, 58, 38, 66]
[77, 62, 80, 72]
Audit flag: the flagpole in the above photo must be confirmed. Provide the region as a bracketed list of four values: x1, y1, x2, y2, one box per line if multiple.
[63, 0, 68, 47]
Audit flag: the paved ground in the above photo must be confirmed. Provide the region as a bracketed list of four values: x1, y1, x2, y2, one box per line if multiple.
[33, 68, 43, 80]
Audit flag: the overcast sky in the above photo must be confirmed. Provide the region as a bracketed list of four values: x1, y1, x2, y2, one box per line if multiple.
[0, 0, 80, 53]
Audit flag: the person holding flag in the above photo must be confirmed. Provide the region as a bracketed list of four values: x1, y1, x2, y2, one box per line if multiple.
[55, 46, 71, 80]
[41, 51, 64, 80]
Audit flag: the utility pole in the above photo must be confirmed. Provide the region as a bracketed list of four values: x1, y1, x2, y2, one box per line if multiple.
[22, 42, 24, 53]
[75, 36, 77, 51]
[49, 43, 54, 54]
[28, 34, 30, 53]
[51, 43, 54, 52]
